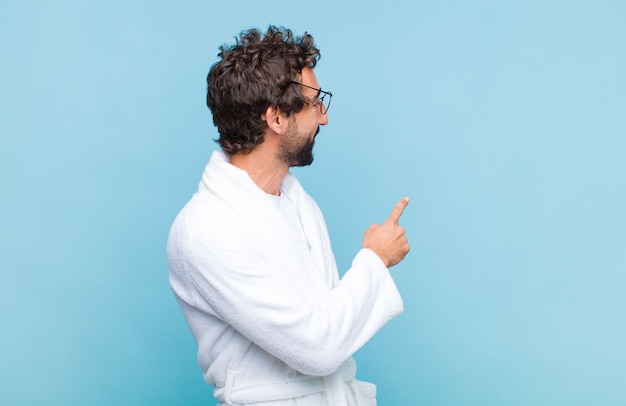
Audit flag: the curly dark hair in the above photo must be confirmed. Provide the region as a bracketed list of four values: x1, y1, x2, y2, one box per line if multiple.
[207, 26, 320, 154]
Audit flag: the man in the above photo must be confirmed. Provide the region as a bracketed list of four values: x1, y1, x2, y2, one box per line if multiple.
[167, 26, 410, 405]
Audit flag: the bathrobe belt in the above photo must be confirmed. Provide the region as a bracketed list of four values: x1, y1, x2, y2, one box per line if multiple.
[214, 358, 358, 405]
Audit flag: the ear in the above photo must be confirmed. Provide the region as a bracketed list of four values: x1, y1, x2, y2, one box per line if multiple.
[263, 105, 289, 135]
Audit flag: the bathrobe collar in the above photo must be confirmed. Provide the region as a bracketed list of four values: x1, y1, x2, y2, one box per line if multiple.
[199, 150, 338, 299]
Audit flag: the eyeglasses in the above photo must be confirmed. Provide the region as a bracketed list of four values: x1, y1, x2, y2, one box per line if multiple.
[290, 81, 332, 115]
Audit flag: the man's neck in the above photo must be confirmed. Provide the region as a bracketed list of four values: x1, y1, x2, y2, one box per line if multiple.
[230, 147, 288, 196]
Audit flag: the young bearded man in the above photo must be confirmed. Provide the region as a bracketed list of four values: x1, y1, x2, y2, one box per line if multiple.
[167, 26, 410, 405]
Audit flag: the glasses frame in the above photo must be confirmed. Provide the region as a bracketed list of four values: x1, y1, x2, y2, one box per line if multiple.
[289, 81, 332, 115]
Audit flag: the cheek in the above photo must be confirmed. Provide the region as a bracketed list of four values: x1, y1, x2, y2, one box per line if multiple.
[306, 112, 319, 129]
[294, 116, 314, 133]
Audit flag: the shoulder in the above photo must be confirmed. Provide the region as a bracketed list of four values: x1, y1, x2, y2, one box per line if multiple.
[168, 191, 240, 248]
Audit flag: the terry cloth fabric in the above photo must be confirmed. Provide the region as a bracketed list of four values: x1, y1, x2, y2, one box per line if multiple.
[167, 150, 404, 405]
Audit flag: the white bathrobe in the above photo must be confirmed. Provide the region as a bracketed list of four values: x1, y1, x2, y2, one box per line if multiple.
[167, 151, 404, 405]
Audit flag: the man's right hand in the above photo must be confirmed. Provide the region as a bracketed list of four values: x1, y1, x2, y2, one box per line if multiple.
[362, 197, 411, 268]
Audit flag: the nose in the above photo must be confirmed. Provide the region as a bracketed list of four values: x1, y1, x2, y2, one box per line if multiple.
[319, 111, 329, 126]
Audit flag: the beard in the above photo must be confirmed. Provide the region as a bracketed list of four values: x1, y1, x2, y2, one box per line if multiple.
[278, 119, 318, 167]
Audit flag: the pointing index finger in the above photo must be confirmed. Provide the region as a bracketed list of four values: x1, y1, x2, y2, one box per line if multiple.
[387, 197, 410, 224]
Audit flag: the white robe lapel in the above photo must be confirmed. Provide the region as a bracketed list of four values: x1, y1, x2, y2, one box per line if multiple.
[200, 151, 332, 302]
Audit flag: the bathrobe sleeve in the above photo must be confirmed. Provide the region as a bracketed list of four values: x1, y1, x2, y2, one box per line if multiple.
[170, 206, 404, 377]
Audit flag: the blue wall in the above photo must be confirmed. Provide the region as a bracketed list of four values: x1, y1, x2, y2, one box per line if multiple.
[1, 1, 625, 405]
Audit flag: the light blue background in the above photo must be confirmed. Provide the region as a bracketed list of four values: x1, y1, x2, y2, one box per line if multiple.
[1, 1, 625, 405]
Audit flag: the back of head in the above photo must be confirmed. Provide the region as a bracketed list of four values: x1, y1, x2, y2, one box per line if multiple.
[207, 26, 320, 155]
